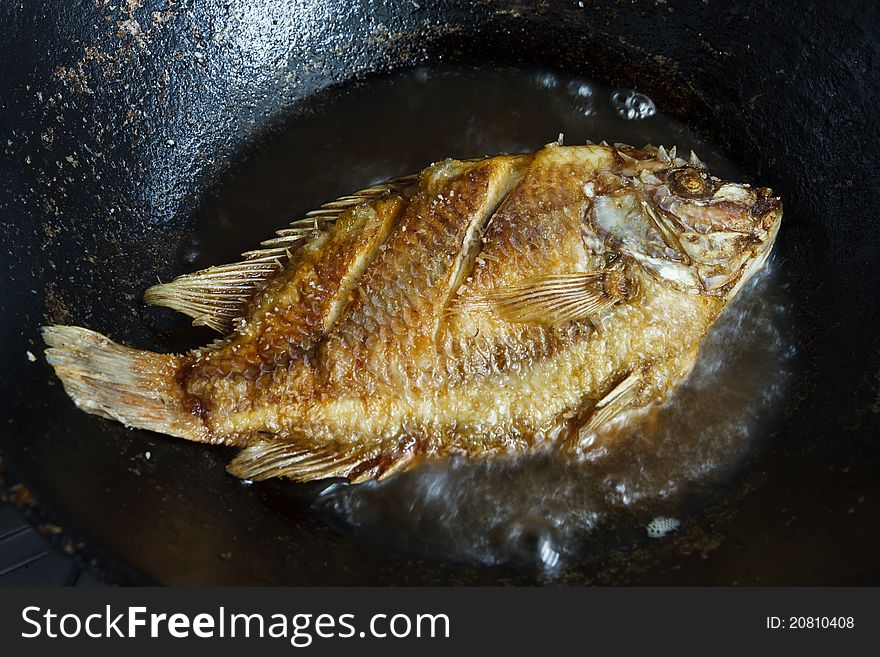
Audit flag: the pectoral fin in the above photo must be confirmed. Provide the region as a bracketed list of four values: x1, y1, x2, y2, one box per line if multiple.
[559, 368, 646, 457]
[144, 175, 416, 334]
[477, 265, 629, 326]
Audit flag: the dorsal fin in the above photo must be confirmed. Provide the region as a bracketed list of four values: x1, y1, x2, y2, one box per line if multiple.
[144, 174, 417, 333]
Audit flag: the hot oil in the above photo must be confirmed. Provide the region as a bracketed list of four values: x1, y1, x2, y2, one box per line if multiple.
[181, 66, 794, 574]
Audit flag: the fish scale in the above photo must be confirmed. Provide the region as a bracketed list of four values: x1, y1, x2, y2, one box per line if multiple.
[319, 155, 528, 391]
[449, 145, 611, 377]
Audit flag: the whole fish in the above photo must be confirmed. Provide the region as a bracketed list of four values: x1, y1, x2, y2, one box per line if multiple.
[44, 142, 782, 483]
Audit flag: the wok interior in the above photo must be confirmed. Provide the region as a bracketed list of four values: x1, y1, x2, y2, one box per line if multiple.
[0, 1, 877, 584]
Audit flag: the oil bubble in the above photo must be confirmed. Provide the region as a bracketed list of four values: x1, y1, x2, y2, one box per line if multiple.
[504, 516, 562, 571]
[534, 71, 559, 89]
[573, 102, 594, 118]
[564, 80, 595, 117]
[567, 81, 593, 98]
[179, 235, 201, 265]
[646, 516, 680, 538]
[611, 89, 657, 120]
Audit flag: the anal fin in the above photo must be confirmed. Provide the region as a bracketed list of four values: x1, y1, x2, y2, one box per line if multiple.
[227, 439, 417, 483]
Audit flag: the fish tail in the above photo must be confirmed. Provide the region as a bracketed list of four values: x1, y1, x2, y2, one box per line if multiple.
[42, 325, 209, 441]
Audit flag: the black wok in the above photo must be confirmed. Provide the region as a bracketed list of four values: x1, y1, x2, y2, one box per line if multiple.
[1, 0, 878, 585]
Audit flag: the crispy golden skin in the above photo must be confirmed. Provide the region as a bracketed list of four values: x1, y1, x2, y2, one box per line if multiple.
[44, 143, 782, 483]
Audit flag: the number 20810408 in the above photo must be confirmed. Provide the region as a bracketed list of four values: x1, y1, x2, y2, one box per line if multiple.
[766, 617, 854, 630]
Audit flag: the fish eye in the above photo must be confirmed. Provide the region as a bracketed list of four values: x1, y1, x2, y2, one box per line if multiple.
[668, 167, 712, 199]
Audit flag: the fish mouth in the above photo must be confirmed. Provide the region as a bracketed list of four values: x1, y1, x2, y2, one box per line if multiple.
[751, 188, 781, 220]
[757, 198, 783, 233]
[762, 203, 783, 249]
[727, 203, 783, 300]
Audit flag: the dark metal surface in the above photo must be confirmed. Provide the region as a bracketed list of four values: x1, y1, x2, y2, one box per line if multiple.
[0, 505, 102, 586]
[1, 0, 878, 585]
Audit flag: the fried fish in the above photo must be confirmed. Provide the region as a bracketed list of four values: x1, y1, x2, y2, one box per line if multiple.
[44, 142, 782, 483]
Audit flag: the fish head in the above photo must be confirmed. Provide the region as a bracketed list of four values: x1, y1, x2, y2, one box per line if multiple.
[588, 145, 782, 297]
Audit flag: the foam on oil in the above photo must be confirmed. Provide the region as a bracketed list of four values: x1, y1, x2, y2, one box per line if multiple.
[182, 66, 793, 574]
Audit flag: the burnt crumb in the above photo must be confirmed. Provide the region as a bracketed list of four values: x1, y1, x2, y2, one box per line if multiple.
[150, 10, 175, 25]
[9, 483, 36, 507]
[38, 523, 64, 536]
